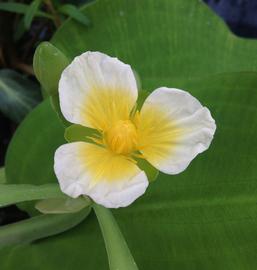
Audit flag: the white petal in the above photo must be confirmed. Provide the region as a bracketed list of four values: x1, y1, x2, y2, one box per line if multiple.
[138, 87, 216, 174]
[59, 51, 138, 130]
[54, 142, 148, 208]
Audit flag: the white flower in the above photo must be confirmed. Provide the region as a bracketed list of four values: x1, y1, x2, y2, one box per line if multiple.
[54, 51, 216, 208]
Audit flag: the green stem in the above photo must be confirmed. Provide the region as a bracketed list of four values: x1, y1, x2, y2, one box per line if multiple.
[0, 183, 66, 207]
[0, 206, 91, 248]
[93, 204, 139, 270]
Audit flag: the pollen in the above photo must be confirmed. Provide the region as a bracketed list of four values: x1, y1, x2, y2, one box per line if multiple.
[105, 120, 138, 154]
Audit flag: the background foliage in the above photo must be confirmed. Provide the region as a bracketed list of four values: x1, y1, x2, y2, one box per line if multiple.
[1, 0, 257, 269]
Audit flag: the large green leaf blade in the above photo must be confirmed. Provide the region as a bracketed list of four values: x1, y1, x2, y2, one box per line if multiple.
[5, 99, 65, 187]
[52, 0, 257, 78]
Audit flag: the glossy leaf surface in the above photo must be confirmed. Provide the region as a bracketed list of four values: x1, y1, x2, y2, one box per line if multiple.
[0, 69, 41, 123]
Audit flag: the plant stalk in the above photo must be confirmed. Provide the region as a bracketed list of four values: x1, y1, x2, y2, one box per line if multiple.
[93, 204, 139, 270]
[44, 0, 61, 28]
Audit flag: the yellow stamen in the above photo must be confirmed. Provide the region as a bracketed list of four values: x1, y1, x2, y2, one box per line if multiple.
[104, 120, 138, 154]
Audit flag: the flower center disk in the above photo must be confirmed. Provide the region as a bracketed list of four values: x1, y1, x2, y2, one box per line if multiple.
[105, 120, 137, 154]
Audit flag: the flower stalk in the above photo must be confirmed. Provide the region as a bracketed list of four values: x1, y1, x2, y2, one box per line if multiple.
[93, 204, 139, 270]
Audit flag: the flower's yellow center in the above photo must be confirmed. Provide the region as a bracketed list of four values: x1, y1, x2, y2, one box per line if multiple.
[105, 120, 137, 154]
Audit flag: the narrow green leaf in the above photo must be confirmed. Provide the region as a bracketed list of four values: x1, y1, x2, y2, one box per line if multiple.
[24, 0, 42, 30]
[0, 183, 66, 208]
[94, 204, 138, 270]
[136, 89, 149, 110]
[0, 2, 27, 13]
[58, 4, 90, 26]
[136, 158, 159, 182]
[65, 124, 99, 143]
[0, 168, 6, 184]
[0, 69, 41, 123]
[0, 2, 52, 18]
[0, 206, 91, 248]
[133, 69, 141, 90]
[36, 196, 92, 214]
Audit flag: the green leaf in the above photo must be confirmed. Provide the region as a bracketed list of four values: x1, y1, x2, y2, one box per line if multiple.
[58, 4, 90, 26]
[5, 99, 64, 186]
[133, 70, 142, 91]
[36, 196, 92, 214]
[50, 94, 70, 127]
[136, 158, 158, 183]
[5, 99, 65, 215]
[33, 42, 70, 97]
[0, 2, 52, 19]
[3, 1, 257, 269]
[24, 0, 42, 30]
[65, 124, 99, 143]
[33, 42, 70, 125]
[0, 206, 91, 248]
[93, 204, 138, 270]
[0, 69, 41, 123]
[136, 89, 149, 110]
[0, 183, 65, 208]
[0, 168, 5, 184]
[0, 2, 28, 13]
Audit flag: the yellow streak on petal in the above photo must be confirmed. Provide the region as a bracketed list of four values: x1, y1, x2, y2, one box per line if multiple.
[137, 106, 183, 163]
[81, 88, 135, 131]
[78, 143, 139, 183]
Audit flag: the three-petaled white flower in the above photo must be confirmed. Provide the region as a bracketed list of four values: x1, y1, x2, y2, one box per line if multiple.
[54, 52, 216, 208]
